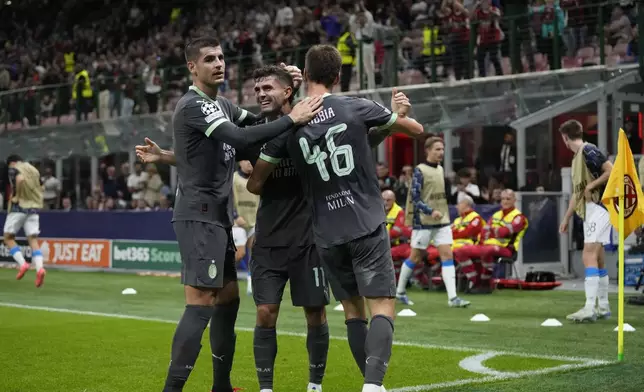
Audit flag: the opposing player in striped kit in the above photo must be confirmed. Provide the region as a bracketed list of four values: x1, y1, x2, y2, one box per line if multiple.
[396, 137, 470, 308]
[558, 119, 613, 322]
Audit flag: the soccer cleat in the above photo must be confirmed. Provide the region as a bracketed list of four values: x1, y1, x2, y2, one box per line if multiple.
[396, 293, 414, 306]
[596, 307, 611, 319]
[448, 297, 471, 308]
[16, 263, 30, 280]
[35, 268, 46, 288]
[566, 308, 597, 323]
[307, 383, 322, 392]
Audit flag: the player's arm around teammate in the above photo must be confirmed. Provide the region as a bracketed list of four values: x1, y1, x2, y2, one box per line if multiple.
[396, 138, 471, 308]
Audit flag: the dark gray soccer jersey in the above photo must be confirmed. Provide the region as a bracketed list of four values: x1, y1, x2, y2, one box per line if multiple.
[171, 86, 251, 227]
[286, 94, 398, 248]
[254, 130, 313, 248]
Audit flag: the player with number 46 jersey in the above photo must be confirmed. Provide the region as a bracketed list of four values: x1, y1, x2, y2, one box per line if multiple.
[287, 45, 424, 392]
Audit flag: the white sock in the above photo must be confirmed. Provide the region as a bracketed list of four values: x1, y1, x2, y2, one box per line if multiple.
[11, 248, 26, 266]
[260, 389, 273, 392]
[32, 253, 44, 271]
[396, 259, 415, 294]
[362, 384, 381, 392]
[441, 261, 457, 300]
[584, 276, 599, 310]
[307, 382, 322, 391]
[598, 275, 610, 309]
[247, 274, 252, 292]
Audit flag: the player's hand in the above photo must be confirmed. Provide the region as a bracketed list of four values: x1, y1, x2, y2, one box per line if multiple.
[288, 95, 323, 125]
[135, 137, 162, 163]
[280, 62, 303, 90]
[559, 220, 568, 234]
[390, 87, 411, 117]
[235, 216, 247, 228]
[431, 210, 442, 220]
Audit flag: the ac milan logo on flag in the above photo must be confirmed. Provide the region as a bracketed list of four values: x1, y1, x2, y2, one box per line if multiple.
[613, 175, 638, 219]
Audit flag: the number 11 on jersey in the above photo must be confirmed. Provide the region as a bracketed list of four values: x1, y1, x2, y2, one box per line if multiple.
[299, 123, 355, 181]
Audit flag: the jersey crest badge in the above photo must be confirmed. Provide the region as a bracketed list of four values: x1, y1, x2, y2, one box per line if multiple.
[198, 100, 224, 123]
[208, 260, 218, 279]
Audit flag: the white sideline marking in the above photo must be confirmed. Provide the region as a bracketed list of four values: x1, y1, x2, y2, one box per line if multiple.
[0, 302, 610, 364]
[0, 302, 613, 392]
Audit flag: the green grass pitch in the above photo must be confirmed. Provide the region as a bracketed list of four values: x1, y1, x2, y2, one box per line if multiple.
[1, 268, 643, 392]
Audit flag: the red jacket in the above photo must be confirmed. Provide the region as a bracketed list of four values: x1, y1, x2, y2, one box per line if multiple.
[452, 210, 483, 240]
[475, 6, 502, 45]
[389, 210, 412, 242]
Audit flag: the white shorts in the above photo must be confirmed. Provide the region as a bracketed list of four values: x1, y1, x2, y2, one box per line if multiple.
[232, 226, 248, 248]
[411, 226, 453, 249]
[583, 202, 611, 245]
[3, 212, 40, 237]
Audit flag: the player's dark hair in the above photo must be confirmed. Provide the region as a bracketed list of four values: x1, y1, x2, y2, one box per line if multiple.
[6, 154, 22, 165]
[304, 45, 341, 88]
[558, 119, 584, 140]
[424, 136, 444, 150]
[184, 36, 221, 62]
[252, 65, 295, 104]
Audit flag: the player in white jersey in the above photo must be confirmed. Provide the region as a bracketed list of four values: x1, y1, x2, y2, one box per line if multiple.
[558, 120, 613, 322]
[3, 154, 47, 287]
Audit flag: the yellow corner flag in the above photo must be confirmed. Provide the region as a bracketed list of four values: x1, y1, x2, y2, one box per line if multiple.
[601, 128, 644, 362]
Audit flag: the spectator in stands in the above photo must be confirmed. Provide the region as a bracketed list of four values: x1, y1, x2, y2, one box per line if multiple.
[451, 167, 482, 204]
[101, 165, 119, 199]
[530, 0, 566, 64]
[442, 0, 471, 80]
[561, 0, 587, 58]
[498, 130, 517, 190]
[127, 162, 148, 204]
[604, 6, 633, 47]
[417, 16, 448, 81]
[116, 163, 132, 203]
[72, 63, 93, 122]
[338, 21, 356, 91]
[473, 0, 503, 77]
[376, 162, 397, 191]
[143, 56, 163, 113]
[142, 163, 163, 208]
[350, 1, 377, 90]
[394, 165, 413, 205]
[61, 196, 73, 211]
[41, 166, 62, 210]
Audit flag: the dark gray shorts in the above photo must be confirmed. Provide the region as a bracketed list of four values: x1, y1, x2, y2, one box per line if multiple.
[173, 221, 237, 289]
[250, 244, 330, 307]
[317, 223, 396, 301]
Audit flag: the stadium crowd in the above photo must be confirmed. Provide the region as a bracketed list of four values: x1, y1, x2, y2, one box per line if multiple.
[0, 0, 640, 128]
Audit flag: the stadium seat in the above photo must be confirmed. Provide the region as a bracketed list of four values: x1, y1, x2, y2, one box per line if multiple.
[495, 254, 522, 289]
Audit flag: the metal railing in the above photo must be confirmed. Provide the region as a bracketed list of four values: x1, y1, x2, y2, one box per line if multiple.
[0, 1, 641, 130]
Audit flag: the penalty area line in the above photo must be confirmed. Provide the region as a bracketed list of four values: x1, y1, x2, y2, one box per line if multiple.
[0, 302, 612, 366]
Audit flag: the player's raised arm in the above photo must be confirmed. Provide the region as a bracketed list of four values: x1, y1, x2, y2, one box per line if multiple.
[246, 133, 289, 195]
[354, 90, 423, 141]
[187, 96, 323, 150]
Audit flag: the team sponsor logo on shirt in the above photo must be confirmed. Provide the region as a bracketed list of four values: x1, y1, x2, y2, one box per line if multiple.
[198, 100, 224, 123]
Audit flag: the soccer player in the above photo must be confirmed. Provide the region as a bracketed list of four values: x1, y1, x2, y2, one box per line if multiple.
[453, 190, 526, 294]
[3, 155, 46, 287]
[396, 137, 471, 308]
[558, 119, 613, 322]
[285, 44, 423, 392]
[139, 36, 322, 392]
[244, 65, 331, 392]
[232, 160, 260, 294]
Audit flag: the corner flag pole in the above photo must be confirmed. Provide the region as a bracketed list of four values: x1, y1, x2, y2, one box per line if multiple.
[618, 170, 625, 362]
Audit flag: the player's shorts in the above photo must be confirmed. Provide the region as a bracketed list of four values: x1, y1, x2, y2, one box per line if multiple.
[250, 244, 329, 307]
[173, 221, 238, 288]
[317, 223, 396, 301]
[3, 212, 40, 237]
[583, 202, 611, 245]
[410, 226, 453, 249]
[232, 226, 248, 248]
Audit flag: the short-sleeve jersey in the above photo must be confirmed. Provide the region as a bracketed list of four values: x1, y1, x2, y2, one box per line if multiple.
[171, 85, 249, 227]
[286, 94, 398, 247]
[255, 129, 313, 248]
